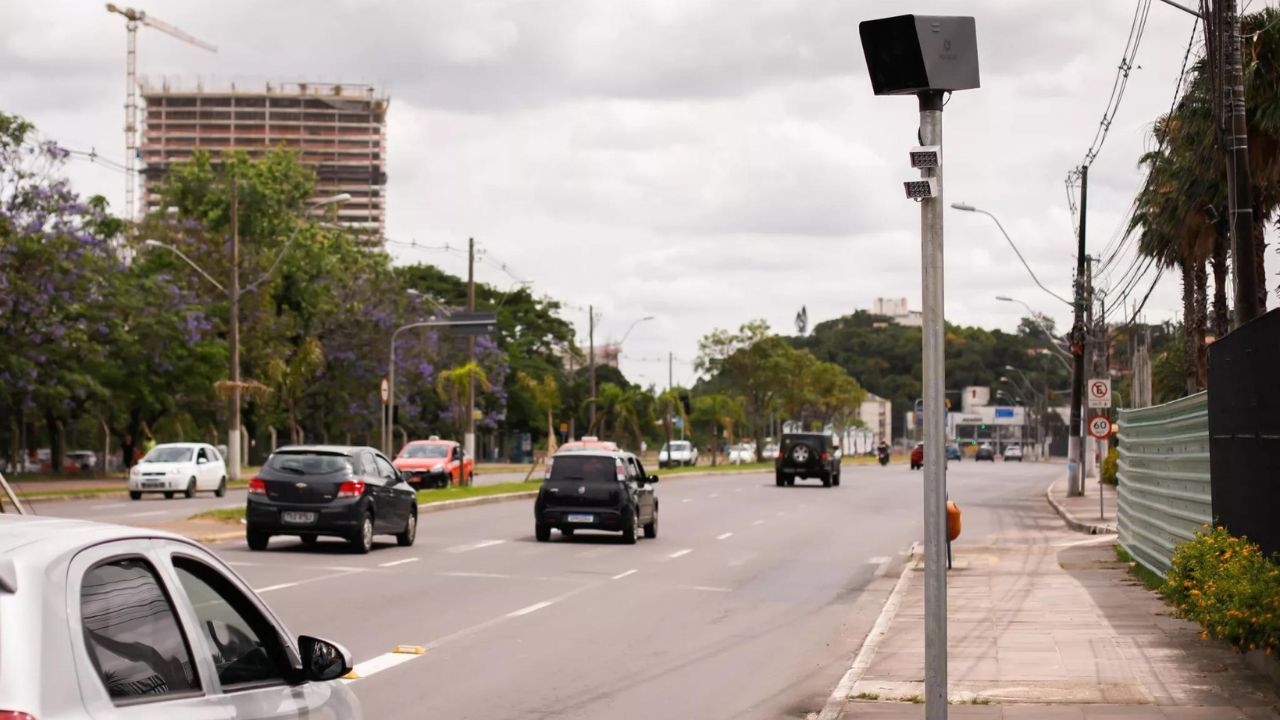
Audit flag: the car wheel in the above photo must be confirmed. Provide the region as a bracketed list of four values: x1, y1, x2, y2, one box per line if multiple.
[184, 477, 196, 499]
[467, 472, 474, 486]
[164, 491, 175, 499]
[644, 507, 658, 539]
[438, 476, 450, 489]
[397, 511, 417, 547]
[621, 509, 638, 545]
[535, 522, 551, 542]
[786, 477, 795, 487]
[350, 513, 374, 554]
[247, 531, 270, 551]
[822, 472, 832, 488]
[129, 490, 141, 501]
[776, 473, 785, 487]
[833, 472, 841, 487]
[215, 477, 227, 497]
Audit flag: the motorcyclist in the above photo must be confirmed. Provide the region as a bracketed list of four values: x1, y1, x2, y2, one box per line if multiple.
[877, 440, 890, 465]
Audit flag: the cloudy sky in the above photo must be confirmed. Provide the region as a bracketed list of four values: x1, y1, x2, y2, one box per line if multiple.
[2, 1, 1212, 388]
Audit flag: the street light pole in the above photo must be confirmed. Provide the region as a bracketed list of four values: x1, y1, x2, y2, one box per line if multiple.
[228, 181, 242, 480]
[994, 296, 1073, 365]
[951, 203, 1073, 308]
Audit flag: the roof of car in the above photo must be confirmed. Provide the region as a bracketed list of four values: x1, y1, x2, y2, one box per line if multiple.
[152, 442, 207, 449]
[405, 439, 456, 445]
[550, 448, 633, 460]
[0, 514, 189, 561]
[273, 444, 373, 455]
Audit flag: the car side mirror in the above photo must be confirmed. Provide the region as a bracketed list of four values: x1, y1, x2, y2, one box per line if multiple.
[298, 635, 353, 682]
[647, 475, 659, 484]
[197, 457, 208, 465]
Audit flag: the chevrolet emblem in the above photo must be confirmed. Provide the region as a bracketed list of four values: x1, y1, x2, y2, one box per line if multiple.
[578, 486, 586, 495]
[295, 482, 307, 489]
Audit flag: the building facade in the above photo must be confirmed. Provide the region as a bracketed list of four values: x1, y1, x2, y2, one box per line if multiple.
[140, 81, 388, 233]
[871, 297, 923, 327]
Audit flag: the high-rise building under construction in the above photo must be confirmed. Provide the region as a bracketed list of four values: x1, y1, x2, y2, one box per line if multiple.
[140, 81, 388, 234]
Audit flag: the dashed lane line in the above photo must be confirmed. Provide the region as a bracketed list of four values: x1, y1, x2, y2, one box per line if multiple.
[444, 539, 507, 553]
[506, 600, 555, 617]
[254, 582, 299, 593]
[681, 498, 693, 503]
[716, 532, 733, 540]
[751, 520, 765, 526]
[378, 557, 420, 568]
[611, 569, 638, 580]
[668, 549, 693, 559]
[123, 510, 168, 518]
[685, 585, 732, 593]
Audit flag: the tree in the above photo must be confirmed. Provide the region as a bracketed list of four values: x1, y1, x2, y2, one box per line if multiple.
[436, 362, 493, 439]
[691, 393, 745, 465]
[516, 371, 560, 454]
[697, 320, 802, 459]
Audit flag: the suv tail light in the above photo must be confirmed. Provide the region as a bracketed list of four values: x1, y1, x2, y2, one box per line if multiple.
[337, 480, 365, 499]
[0, 712, 37, 719]
[776, 451, 784, 459]
[248, 477, 266, 495]
[821, 452, 829, 460]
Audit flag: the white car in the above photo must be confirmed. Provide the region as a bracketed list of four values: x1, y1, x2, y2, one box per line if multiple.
[66, 450, 98, 472]
[0, 514, 361, 719]
[1003, 444, 1024, 461]
[728, 443, 755, 464]
[658, 440, 698, 468]
[129, 442, 228, 499]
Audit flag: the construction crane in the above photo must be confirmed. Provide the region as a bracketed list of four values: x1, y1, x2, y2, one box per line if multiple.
[105, 4, 216, 223]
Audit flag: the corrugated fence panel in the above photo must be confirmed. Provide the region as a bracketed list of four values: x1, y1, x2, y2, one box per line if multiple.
[1116, 392, 1211, 578]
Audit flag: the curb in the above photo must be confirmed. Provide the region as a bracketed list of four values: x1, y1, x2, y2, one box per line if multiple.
[1045, 481, 1118, 535]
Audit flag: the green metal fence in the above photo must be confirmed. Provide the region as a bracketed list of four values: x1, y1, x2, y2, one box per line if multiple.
[1116, 391, 1211, 578]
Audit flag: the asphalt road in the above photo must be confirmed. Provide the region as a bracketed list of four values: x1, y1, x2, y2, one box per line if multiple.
[192, 459, 1059, 720]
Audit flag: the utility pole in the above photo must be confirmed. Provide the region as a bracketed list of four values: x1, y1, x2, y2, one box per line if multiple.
[466, 237, 476, 479]
[1223, 0, 1260, 325]
[1083, 256, 1097, 482]
[227, 180, 241, 482]
[1067, 165, 1088, 497]
[588, 306, 597, 431]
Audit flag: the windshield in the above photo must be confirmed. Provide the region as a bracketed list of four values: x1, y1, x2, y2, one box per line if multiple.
[663, 442, 691, 452]
[402, 444, 449, 459]
[266, 452, 353, 475]
[548, 455, 619, 485]
[142, 447, 193, 463]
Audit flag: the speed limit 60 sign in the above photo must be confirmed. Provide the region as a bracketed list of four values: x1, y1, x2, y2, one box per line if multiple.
[1088, 415, 1113, 439]
[1088, 378, 1112, 409]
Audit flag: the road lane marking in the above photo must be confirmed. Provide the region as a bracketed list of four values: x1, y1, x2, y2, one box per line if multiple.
[97, 503, 129, 509]
[254, 582, 299, 593]
[751, 520, 765, 526]
[379, 557, 420, 568]
[710, 493, 719, 498]
[681, 498, 693, 503]
[668, 549, 692, 559]
[734, 488, 742, 493]
[123, 510, 168, 518]
[440, 571, 516, 579]
[506, 600, 554, 617]
[685, 585, 731, 593]
[444, 539, 506, 553]
[345, 651, 420, 681]
[611, 569, 638, 580]
[716, 532, 733, 540]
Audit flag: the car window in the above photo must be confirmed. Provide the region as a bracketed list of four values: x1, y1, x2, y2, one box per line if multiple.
[401, 444, 449, 459]
[196, 448, 207, 462]
[548, 455, 619, 484]
[374, 455, 399, 480]
[634, 457, 648, 477]
[360, 452, 378, 477]
[207, 446, 222, 462]
[80, 557, 201, 702]
[266, 452, 352, 475]
[172, 556, 287, 689]
[143, 446, 194, 464]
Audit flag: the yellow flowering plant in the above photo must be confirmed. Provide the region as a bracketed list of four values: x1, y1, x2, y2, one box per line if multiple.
[1164, 526, 1280, 656]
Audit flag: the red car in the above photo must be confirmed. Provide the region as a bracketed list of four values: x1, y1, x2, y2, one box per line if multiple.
[394, 437, 473, 489]
[910, 442, 924, 470]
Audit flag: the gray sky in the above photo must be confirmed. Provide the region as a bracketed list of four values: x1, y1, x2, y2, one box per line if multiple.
[1, 1, 1213, 389]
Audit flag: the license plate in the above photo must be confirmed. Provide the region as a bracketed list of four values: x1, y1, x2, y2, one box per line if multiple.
[281, 511, 317, 525]
[566, 513, 594, 524]
[142, 481, 164, 489]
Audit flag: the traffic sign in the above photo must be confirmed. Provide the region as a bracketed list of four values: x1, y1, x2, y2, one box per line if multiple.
[380, 377, 390, 404]
[1087, 378, 1112, 409]
[445, 311, 498, 337]
[1087, 415, 1113, 439]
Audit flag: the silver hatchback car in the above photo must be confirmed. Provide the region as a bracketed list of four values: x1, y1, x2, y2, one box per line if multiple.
[0, 515, 361, 719]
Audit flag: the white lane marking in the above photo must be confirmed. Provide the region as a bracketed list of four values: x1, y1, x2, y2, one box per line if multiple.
[379, 557, 420, 568]
[1054, 535, 1118, 548]
[716, 532, 733, 540]
[685, 585, 732, 593]
[668, 549, 692, 559]
[611, 569, 638, 580]
[734, 488, 743, 493]
[440, 571, 516, 579]
[681, 498, 693, 503]
[710, 493, 719, 498]
[345, 651, 420, 682]
[97, 503, 129, 509]
[123, 510, 167, 518]
[506, 600, 554, 617]
[751, 520, 765, 526]
[444, 539, 506, 553]
[226, 561, 261, 567]
[817, 543, 917, 720]
[254, 582, 299, 593]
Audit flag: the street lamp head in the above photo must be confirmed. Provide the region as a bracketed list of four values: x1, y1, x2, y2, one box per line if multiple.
[312, 193, 352, 208]
[951, 202, 977, 212]
[1003, 365, 1016, 371]
[995, 295, 1013, 302]
[142, 239, 164, 248]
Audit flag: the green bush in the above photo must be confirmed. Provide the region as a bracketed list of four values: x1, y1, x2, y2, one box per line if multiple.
[1163, 526, 1280, 656]
[1101, 446, 1119, 485]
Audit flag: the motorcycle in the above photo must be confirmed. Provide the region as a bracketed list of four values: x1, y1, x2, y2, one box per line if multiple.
[877, 447, 890, 466]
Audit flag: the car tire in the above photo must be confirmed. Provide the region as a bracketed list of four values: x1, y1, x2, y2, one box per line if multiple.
[184, 478, 196, 499]
[396, 511, 417, 547]
[644, 508, 658, 539]
[833, 471, 841, 487]
[621, 509, 638, 545]
[215, 478, 227, 497]
[438, 476, 450, 489]
[776, 473, 785, 487]
[350, 513, 374, 554]
[247, 531, 270, 551]
[129, 490, 141, 501]
[164, 491, 175, 499]
[467, 472, 474, 486]
[535, 522, 551, 542]
[786, 477, 795, 487]
[822, 472, 832, 488]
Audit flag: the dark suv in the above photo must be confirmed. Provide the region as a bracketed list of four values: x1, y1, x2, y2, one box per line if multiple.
[775, 432, 841, 487]
[534, 450, 658, 544]
[246, 445, 418, 553]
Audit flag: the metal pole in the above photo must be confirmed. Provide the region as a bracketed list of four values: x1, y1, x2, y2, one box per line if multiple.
[1067, 166, 1088, 497]
[918, 89, 948, 720]
[466, 238, 476, 472]
[227, 180, 242, 482]
[588, 305, 597, 431]
[387, 332, 397, 456]
[1083, 257, 1097, 483]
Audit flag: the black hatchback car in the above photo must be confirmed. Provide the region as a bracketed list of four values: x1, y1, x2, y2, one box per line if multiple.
[776, 432, 841, 487]
[534, 450, 658, 544]
[246, 445, 418, 553]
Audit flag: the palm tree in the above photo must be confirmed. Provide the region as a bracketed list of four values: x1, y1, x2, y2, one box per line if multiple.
[517, 371, 559, 455]
[435, 362, 492, 438]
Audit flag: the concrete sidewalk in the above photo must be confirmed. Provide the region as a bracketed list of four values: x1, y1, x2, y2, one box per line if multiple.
[821, 495, 1279, 718]
[1047, 476, 1118, 535]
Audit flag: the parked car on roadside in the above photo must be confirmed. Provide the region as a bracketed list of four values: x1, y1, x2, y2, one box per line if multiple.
[658, 440, 698, 468]
[393, 436, 472, 489]
[975, 443, 996, 461]
[1003, 444, 1023, 461]
[246, 445, 417, 553]
[910, 442, 924, 470]
[762, 442, 779, 459]
[65, 450, 98, 472]
[0, 514, 361, 719]
[776, 432, 841, 487]
[945, 444, 962, 461]
[128, 443, 228, 500]
[728, 443, 755, 464]
[535, 449, 658, 543]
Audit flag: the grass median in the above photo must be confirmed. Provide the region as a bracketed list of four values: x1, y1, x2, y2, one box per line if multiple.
[188, 480, 540, 525]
